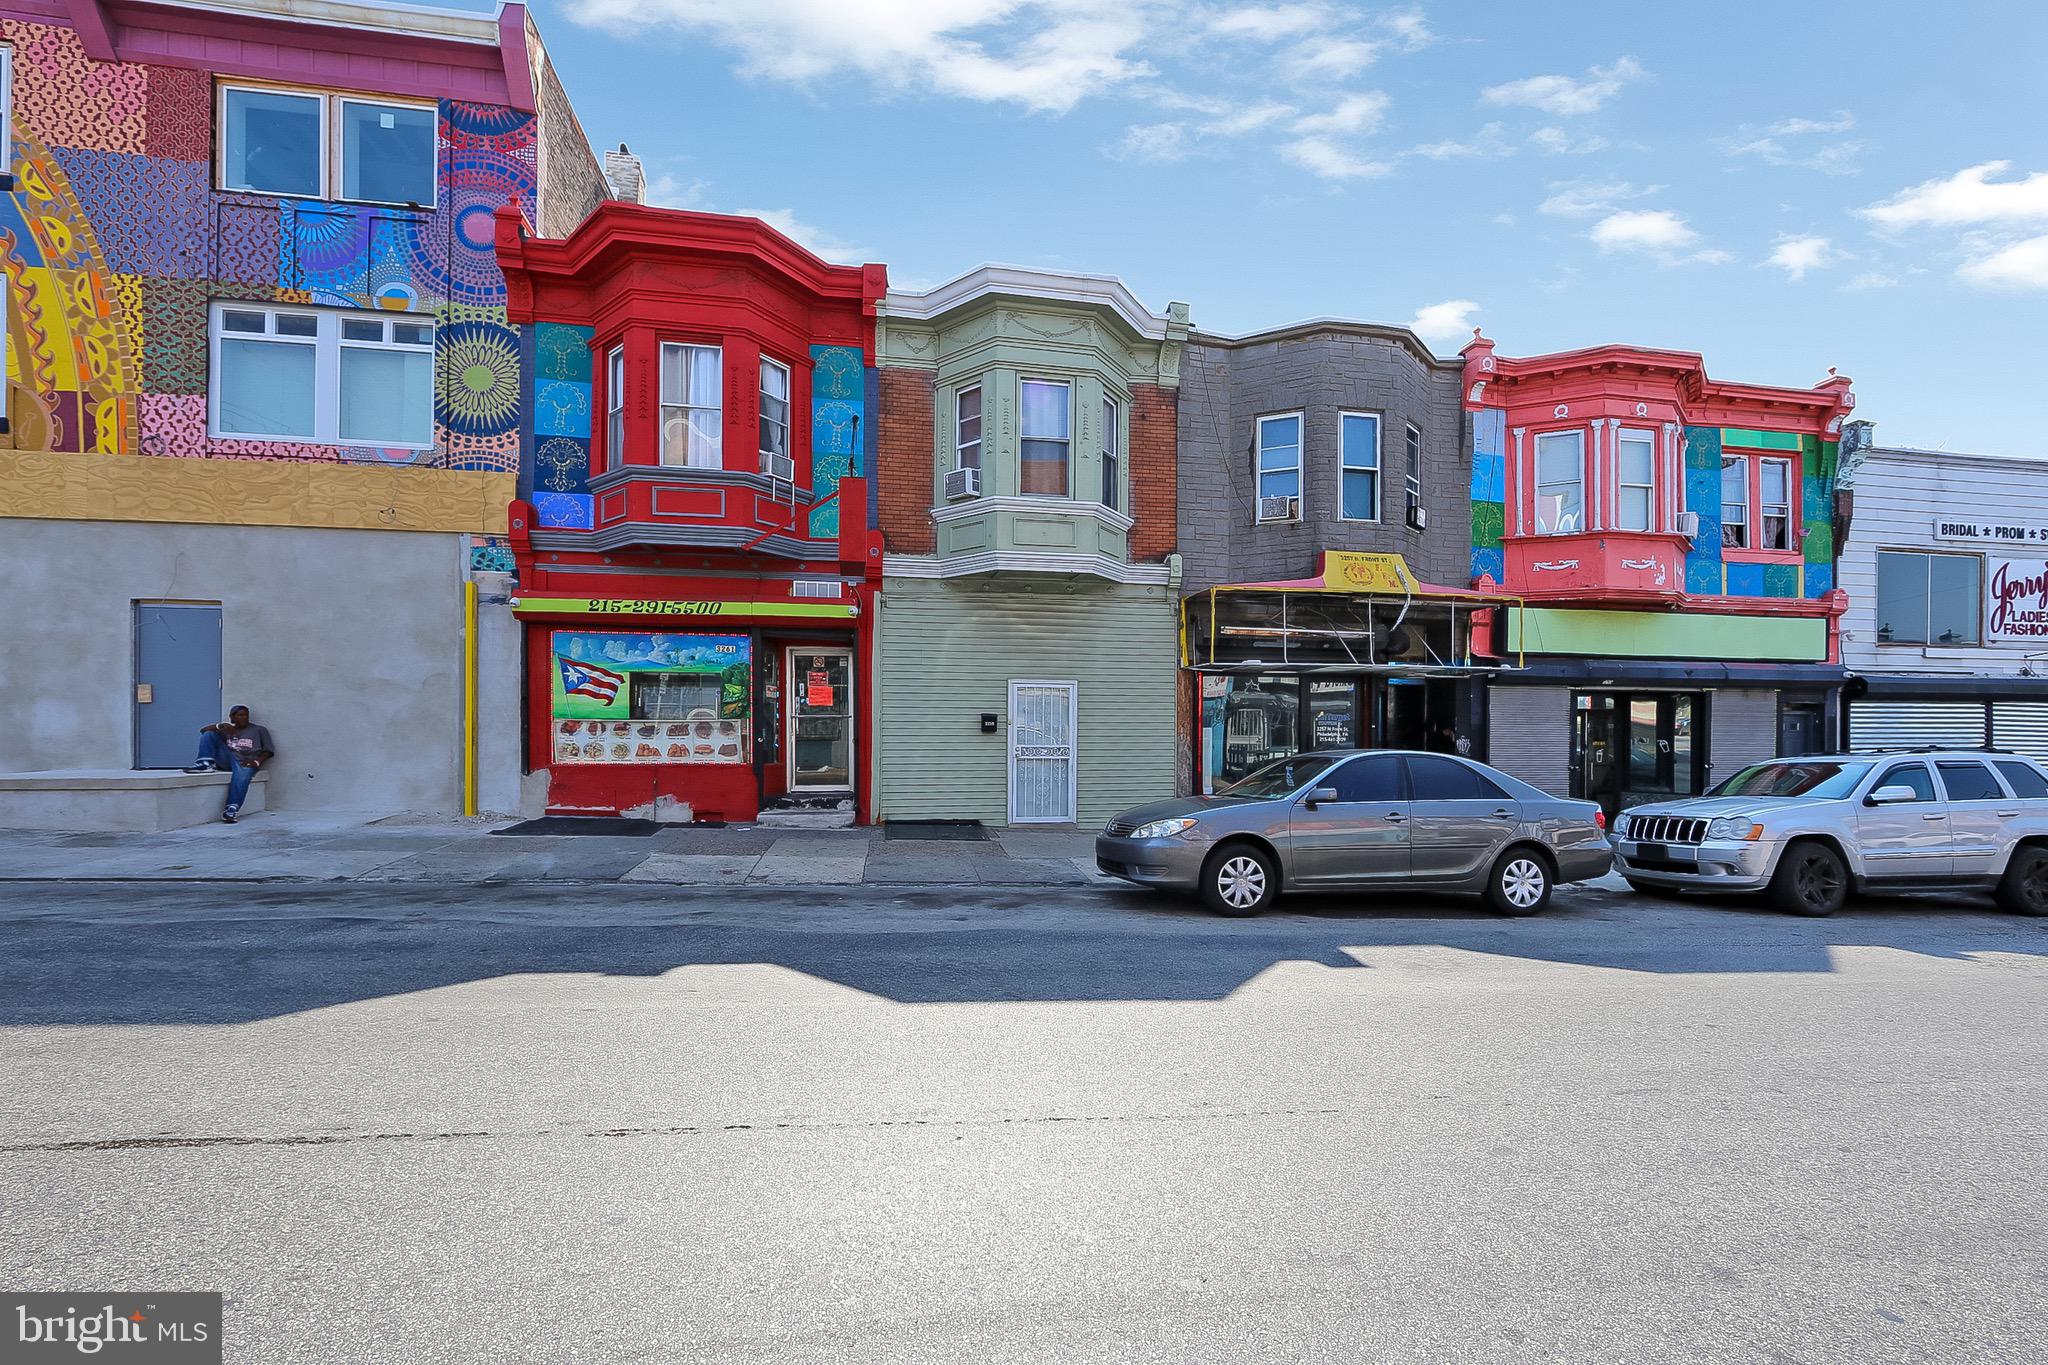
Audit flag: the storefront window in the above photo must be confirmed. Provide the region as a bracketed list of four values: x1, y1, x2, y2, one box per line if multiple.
[549, 630, 750, 765]
[1307, 680, 1358, 749]
[1574, 690, 1703, 814]
[1218, 676, 1300, 785]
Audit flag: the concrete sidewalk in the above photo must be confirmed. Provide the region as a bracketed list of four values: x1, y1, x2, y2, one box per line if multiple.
[0, 809, 1115, 888]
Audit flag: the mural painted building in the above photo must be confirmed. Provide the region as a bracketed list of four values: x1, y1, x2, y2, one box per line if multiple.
[495, 202, 887, 823]
[0, 0, 604, 817]
[1176, 319, 1510, 795]
[1460, 334, 1856, 814]
[873, 267, 1187, 827]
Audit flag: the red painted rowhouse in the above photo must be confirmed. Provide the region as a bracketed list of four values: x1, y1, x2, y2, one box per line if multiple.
[496, 203, 887, 822]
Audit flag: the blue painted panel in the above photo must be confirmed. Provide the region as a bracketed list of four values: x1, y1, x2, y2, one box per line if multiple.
[808, 344, 865, 538]
[1725, 562, 1767, 597]
[1474, 407, 1507, 458]
[536, 323, 595, 384]
[1470, 545, 1505, 585]
[533, 492, 594, 529]
[1804, 564, 1834, 598]
[534, 434, 591, 498]
[535, 380, 593, 438]
[1471, 451, 1505, 503]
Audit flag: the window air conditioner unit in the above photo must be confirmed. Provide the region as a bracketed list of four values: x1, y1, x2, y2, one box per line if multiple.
[1675, 510, 1700, 540]
[1258, 495, 1300, 523]
[762, 453, 795, 483]
[1407, 505, 1427, 531]
[944, 466, 981, 501]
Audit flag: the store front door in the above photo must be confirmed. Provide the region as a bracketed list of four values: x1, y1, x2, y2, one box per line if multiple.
[787, 648, 853, 792]
[1572, 691, 1704, 817]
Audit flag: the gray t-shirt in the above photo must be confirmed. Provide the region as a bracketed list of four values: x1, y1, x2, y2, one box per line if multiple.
[219, 724, 275, 766]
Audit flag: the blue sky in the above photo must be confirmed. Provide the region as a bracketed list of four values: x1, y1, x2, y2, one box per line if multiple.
[513, 0, 2048, 454]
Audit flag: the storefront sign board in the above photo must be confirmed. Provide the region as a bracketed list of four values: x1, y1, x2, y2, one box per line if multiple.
[1319, 551, 1415, 594]
[1987, 557, 2048, 643]
[514, 597, 856, 619]
[1933, 519, 2048, 546]
[1507, 608, 1827, 662]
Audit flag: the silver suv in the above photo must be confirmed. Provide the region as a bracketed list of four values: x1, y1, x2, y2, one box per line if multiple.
[1609, 749, 2048, 917]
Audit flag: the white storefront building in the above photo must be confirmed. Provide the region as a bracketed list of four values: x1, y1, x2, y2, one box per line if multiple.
[1838, 428, 2048, 759]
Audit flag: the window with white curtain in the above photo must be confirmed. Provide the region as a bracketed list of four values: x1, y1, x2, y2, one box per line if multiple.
[758, 356, 791, 468]
[1761, 458, 1793, 549]
[208, 302, 433, 446]
[1020, 379, 1070, 496]
[1534, 430, 1584, 534]
[605, 347, 624, 465]
[660, 343, 722, 468]
[1617, 429, 1657, 531]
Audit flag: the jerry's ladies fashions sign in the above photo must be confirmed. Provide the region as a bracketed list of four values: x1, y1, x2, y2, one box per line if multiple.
[1987, 557, 2048, 643]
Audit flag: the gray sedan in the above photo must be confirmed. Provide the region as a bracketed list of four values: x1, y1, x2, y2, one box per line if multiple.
[1096, 749, 1613, 916]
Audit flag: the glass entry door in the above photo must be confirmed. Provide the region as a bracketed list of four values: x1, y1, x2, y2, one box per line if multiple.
[787, 648, 853, 791]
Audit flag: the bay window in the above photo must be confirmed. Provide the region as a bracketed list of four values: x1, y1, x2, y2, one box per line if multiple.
[660, 343, 722, 468]
[1102, 395, 1120, 511]
[1534, 430, 1584, 534]
[759, 356, 791, 471]
[1617, 429, 1656, 531]
[1339, 412, 1379, 521]
[209, 302, 433, 446]
[219, 84, 435, 207]
[1020, 379, 1070, 496]
[955, 385, 982, 470]
[1255, 412, 1302, 521]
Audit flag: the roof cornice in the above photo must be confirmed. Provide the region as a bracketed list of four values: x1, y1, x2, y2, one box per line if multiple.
[1191, 317, 1453, 371]
[882, 264, 1184, 343]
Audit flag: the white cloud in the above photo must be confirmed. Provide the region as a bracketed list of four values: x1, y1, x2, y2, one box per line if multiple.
[1860, 161, 2048, 228]
[1291, 91, 1389, 135]
[1538, 179, 1656, 217]
[1767, 234, 1839, 280]
[1409, 299, 1480, 346]
[1206, 3, 1324, 40]
[1958, 234, 2048, 290]
[1722, 112, 1861, 175]
[733, 207, 872, 264]
[1280, 136, 1390, 180]
[1482, 57, 1644, 117]
[1588, 208, 1727, 264]
[1284, 36, 1381, 81]
[642, 171, 711, 209]
[1203, 101, 1294, 135]
[1529, 126, 1608, 156]
[1410, 122, 1512, 160]
[1764, 113, 1856, 137]
[1379, 9, 1433, 51]
[1845, 270, 1900, 291]
[1109, 121, 1189, 161]
[569, 0, 1157, 114]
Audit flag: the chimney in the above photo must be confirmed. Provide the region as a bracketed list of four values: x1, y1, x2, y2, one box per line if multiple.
[603, 143, 645, 205]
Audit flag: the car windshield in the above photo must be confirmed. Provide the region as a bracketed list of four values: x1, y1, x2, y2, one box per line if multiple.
[1218, 753, 1342, 798]
[1709, 760, 1874, 799]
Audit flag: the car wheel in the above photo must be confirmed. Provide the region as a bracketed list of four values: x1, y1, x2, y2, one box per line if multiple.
[1202, 844, 1277, 917]
[1996, 846, 2048, 916]
[1487, 847, 1552, 917]
[1769, 840, 1848, 917]
[1623, 877, 1685, 900]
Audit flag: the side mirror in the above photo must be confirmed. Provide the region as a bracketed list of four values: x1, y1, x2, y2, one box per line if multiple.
[1867, 784, 1918, 806]
[1304, 787, 1341, 809]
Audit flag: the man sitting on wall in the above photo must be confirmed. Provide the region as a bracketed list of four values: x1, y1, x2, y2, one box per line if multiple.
[183, 706, 276, 824]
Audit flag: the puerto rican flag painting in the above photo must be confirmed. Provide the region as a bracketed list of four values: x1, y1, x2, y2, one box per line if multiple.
[559, 657, 626, 705]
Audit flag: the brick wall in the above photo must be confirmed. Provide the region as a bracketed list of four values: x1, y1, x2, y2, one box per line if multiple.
[877, 368, 936, 554]
[1128, 382, 1178, 562]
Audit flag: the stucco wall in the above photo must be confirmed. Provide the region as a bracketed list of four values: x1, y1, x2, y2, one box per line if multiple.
[1177, 330, 1471, 591]
[0, 519, 474, 813]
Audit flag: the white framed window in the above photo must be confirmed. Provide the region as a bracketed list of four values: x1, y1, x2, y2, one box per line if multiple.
[1533, 429, 1584, 534]
[1255, 412, 1302, 521]
[1720, 455, 1750, 548]
[1617, 428, 1657, 532]
[1760, 457, 1794, 550]
[1101, 394, 1121, 511]
[208, 302, 433, 446]
[758, 356, 791, 469]
[955, 384, 982, 471]
[217, 83, 436, 207]
[1404, 423, 1423, 520]
[660, 342, 722, 468]
[605, 346, 625, 466]
[1019, 378, 1070, 497]
[1339, 411, 1380, 521]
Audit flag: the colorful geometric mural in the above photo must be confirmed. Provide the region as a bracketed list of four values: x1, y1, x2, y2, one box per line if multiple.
[1467, 407, 1506, 585]
[1, 18, 536, 472]
[808, 343, 865, 538]
[530, 321, 594, 528]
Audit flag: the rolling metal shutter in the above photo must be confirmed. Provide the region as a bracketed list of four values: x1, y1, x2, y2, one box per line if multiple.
[1708, 690, 1778, 784]
[1991, 702, 2048, 763]
[1848, 700, 1988, 752]
[1484, 686, 1571, 795]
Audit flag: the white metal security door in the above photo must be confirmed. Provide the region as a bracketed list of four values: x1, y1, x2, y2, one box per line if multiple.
[1009, 680, 1077, 824]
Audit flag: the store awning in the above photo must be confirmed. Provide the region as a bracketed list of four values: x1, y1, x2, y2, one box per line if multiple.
[1183, 551, 1521, 671]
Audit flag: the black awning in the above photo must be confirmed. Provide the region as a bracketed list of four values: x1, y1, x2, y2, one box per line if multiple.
[1846, 672, 2048, 700]
[1495, 658, 1849, 688]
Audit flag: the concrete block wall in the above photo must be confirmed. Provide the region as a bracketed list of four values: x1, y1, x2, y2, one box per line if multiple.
[1177, 327, 1472, 592]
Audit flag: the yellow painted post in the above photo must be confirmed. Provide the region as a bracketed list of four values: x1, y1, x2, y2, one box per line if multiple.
[463, 578, 478, 818]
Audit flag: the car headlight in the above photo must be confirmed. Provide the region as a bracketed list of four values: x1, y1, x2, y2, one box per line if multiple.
[1611, 813, 1630, 839]
[1131, 817, 1199, 840]
[1705, 817, 1764, 841]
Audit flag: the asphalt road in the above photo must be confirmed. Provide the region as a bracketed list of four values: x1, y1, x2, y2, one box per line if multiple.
[1, 878, 2043, 1363]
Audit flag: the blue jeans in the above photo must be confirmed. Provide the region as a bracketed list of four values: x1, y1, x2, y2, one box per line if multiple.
[197, 732, 257, 814]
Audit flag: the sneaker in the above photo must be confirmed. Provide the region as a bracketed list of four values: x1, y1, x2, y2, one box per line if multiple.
[183, 761, 216, 773]
[221, 811, 238, 824]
